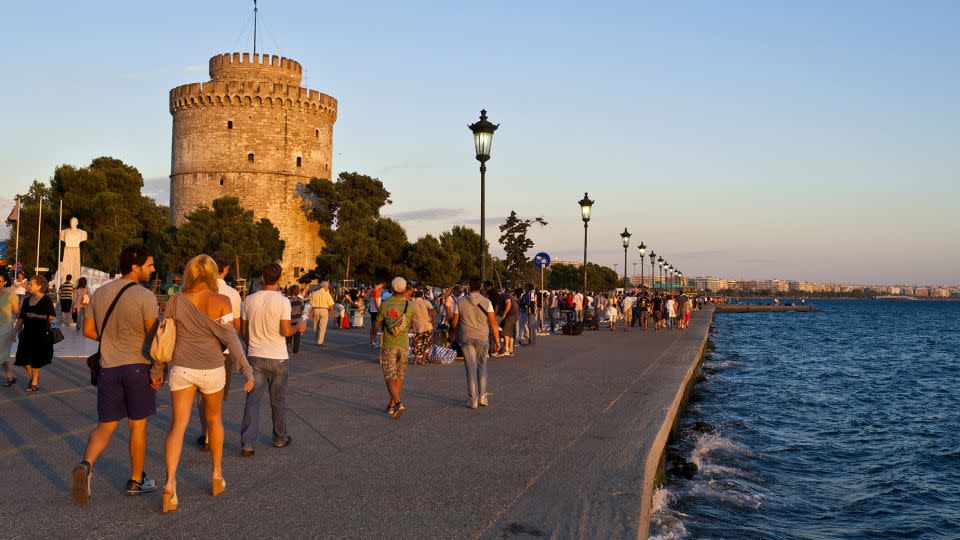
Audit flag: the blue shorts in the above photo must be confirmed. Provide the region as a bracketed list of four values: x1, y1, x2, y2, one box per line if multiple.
[97, 364, 157, 423]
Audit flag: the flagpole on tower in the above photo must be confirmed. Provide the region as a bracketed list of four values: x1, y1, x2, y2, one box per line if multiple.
[253, 0, 258, 55]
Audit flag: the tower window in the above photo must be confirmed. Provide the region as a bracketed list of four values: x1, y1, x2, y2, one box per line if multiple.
[247, 153, 254, 162]
[296, 156, 302, 167]
[227, 120, 233, 129]
[315, 128, 319, 138]
[219, 177, 225, 186]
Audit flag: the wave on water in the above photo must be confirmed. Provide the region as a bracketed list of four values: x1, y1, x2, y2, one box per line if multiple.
[649, 300, 960, 539]
[689, 432, 751, 468]
[649, 487, 688, 540]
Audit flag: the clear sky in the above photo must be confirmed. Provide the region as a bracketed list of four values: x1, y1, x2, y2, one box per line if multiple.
[0, 0, 957, 284]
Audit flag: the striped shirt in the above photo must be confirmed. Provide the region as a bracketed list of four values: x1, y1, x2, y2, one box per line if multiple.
[59, 282, 74, 300]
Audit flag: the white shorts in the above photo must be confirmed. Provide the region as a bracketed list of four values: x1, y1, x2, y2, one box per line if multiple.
[168, 365, 226, 394]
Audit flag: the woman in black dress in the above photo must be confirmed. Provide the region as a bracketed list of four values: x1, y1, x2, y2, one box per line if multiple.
[13, 275, 56, 392]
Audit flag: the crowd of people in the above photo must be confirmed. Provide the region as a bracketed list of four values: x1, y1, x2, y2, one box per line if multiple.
[0, 243, 706, 512]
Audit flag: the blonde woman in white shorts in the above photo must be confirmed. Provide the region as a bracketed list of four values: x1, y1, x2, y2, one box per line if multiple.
[160, 255, 254, 513]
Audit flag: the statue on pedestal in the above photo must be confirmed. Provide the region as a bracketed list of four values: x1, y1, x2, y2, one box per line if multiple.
[60, 217, 88, 280]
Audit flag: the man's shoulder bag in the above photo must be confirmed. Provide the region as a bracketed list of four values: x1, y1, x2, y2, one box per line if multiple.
[86, 282, 136, 386]
[385, 301, 410, 337]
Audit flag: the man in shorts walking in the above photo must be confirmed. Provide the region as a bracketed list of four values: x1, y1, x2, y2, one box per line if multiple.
[74, 244, 161, 505]
[375, 277, 413, 419]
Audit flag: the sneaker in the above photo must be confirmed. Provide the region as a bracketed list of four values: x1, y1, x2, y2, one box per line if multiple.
[273, 435, 292, 448]
[240, 447, 256, 458]
[479, 394, 489, 407]
[125, 472, 157, 495]
[72, 461, 93, 505]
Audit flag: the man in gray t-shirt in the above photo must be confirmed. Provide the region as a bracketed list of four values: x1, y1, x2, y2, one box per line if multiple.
[75, 244, 161, 506]
[90, 278, 160, 369]
[452, 278, 500, 409]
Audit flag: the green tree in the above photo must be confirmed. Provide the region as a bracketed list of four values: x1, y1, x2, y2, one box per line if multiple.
[11, 157, 171, 276]
[438, 225, 491, 282]
[168, 197, 284, 280]
[406, 234, 460, 286]
[303, 171, 406, 283]
[498, 211, 547, 286]
[8, 180, 57, 274]
[585, 262, 620, 291]
[546, 262, 619, 291]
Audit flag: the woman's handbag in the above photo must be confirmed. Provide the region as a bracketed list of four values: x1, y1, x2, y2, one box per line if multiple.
[50, 324, 65, 345]
[150, 295, 177, 363]
[86, 282, 136, 386]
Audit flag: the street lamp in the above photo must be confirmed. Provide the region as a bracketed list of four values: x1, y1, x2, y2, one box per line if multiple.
[579, 192, 593, 295]
[638, 242, 646, 292]
[648, 250, 656, 292]
[469, 109, 498, 281]
[657, 257, 664, 291]
[620, 228, 631, 288]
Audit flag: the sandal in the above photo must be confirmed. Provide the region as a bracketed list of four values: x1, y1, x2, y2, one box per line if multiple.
[3, 378, 15, 387]
[392, 402, 404, 420]
[162, 486, 178, 513]
[212, 474, 226, 497]
[26, 384, 39, 392]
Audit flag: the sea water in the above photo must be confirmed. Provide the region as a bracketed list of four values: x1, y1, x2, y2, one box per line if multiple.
[649, 300, 960, 539]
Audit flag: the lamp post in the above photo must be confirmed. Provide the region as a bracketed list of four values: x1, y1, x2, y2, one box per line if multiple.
[620, 228, 631, 289]
[648, 250, 656, 292]
[657, 257, 664, 291]
[638, 242, 646, 292]
[579, 193, 593, 295]
[469, 109, 498, 282]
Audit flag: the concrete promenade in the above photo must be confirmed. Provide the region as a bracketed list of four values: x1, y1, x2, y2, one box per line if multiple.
[1, 308, 712, 538]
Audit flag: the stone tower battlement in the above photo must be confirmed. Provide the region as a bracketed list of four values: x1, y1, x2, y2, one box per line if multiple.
[209, 52, 302, 85]
[169, 51, 337, 281]
[169, 80, 337, 120]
